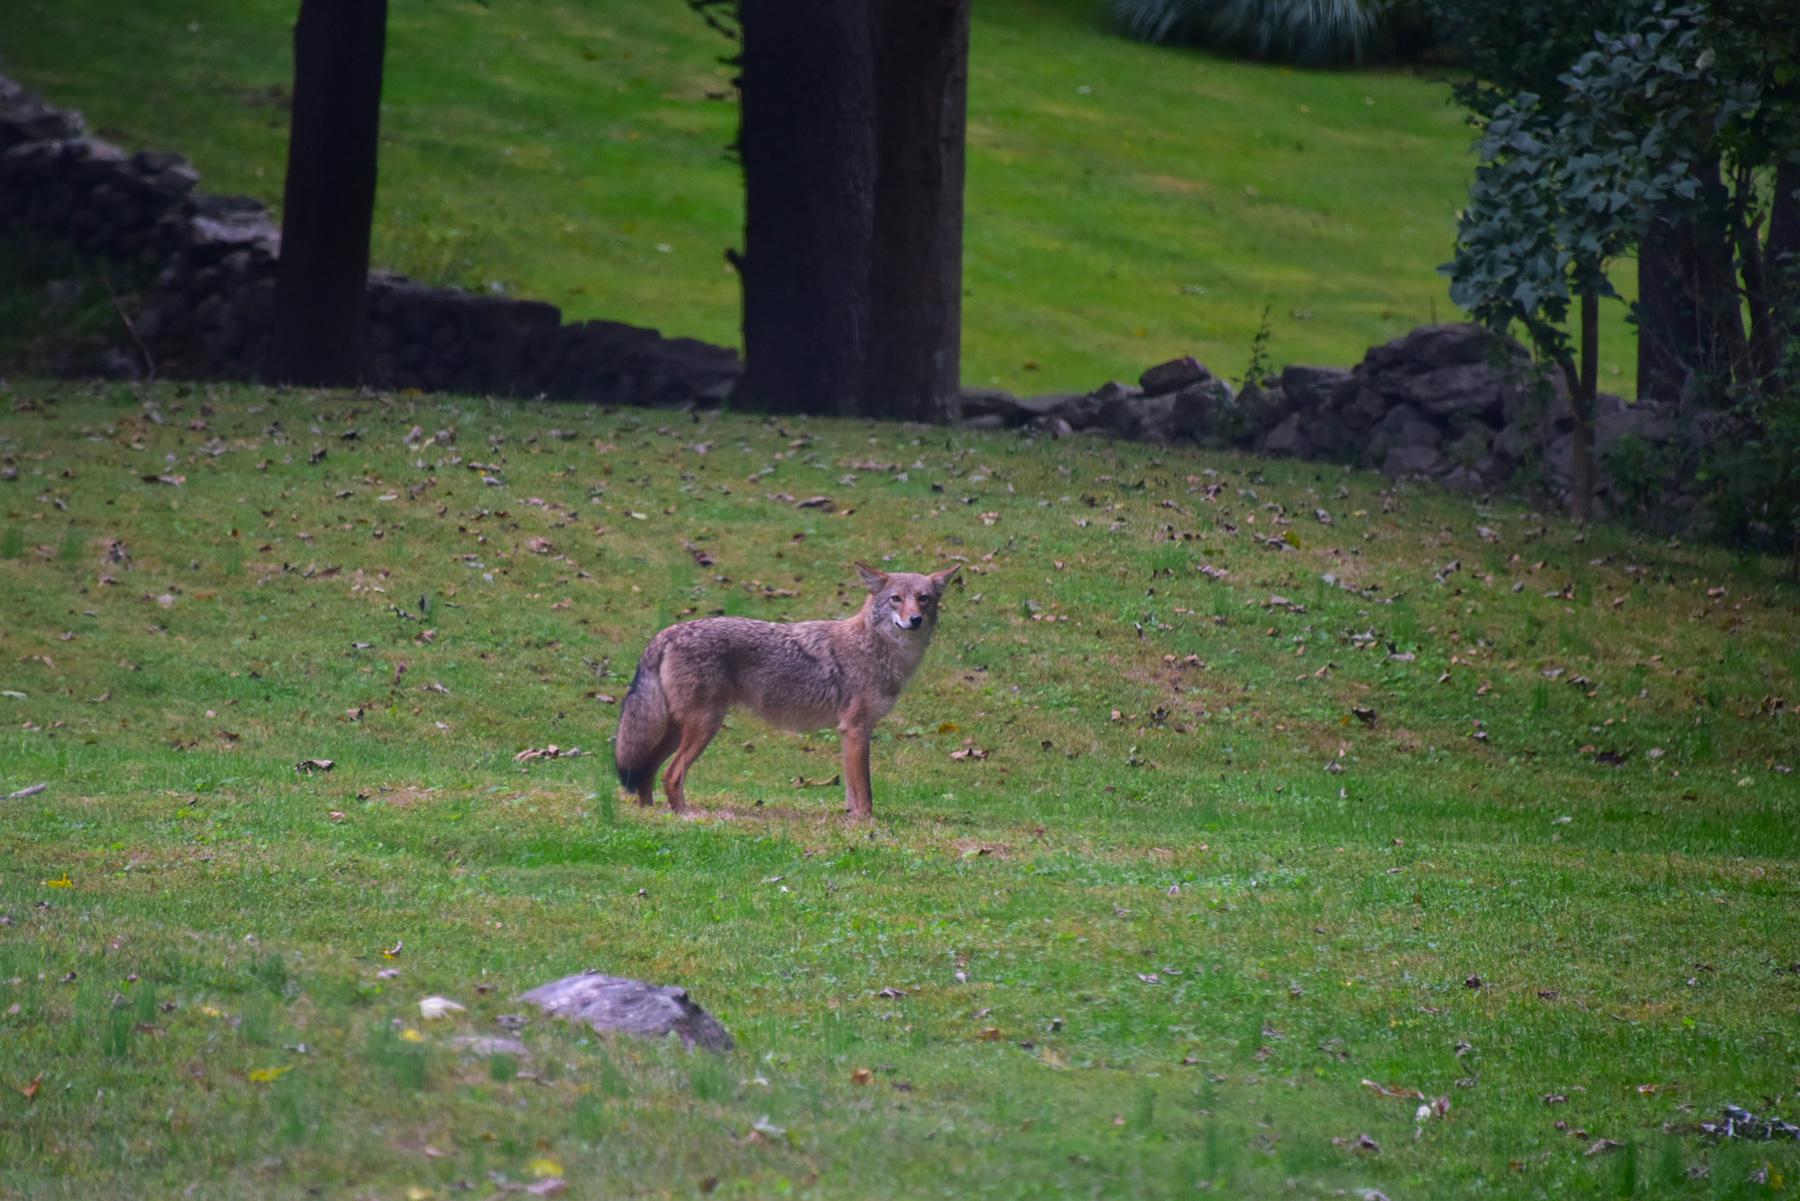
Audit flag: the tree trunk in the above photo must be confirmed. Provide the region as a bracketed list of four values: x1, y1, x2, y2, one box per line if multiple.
[735, 0, 876, 415]
[1637, 153, 1750, 409]
[1636, 208, 1691, 406]
[1739, 215, 1775, 388]
[267, 0, 387, 387]
[862, 0, 971, 424]
[1730, 161, 1779, 390]
[1769, 158, 1800, 344]
[1693, 154, 1750, 397]
[1573, 290, 1598, 525]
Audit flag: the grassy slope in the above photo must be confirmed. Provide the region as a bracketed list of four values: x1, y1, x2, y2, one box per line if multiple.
[0, 0, 1641, 396]
[2, 379, 1795, 1199]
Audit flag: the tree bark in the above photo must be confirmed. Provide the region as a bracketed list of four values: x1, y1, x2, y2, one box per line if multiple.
[1573, 289, 1598, 525]
[1692, 154, 1750, 396]
[267, 0, 387, 387]
[1637, 151, 1754, 408]
[735, 0, 876, 414]
[1635, 208, 1691, 406]
[1738, 207, 1775, 388]
[1768, 158, 1800, 344]
[862, 0, 971, 424]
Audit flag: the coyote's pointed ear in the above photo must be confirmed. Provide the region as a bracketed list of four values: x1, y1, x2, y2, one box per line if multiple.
[853, 560, 889, 591]
[928, 563, 961, 591]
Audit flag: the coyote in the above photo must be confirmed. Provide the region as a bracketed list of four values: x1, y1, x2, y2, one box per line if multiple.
[614, 561, 960, 818]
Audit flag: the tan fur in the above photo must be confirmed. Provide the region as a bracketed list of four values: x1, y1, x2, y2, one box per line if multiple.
[614, 561, 959, 818]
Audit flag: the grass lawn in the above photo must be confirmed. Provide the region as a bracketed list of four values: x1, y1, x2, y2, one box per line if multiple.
[0, 0, 1644, 397]
[2, 378, 1795, 1198]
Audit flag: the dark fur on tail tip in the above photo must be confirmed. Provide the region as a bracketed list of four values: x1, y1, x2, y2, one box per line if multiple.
[613, 660, 657, 791]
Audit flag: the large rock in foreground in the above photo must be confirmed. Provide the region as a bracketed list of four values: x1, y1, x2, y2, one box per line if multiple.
[517, 971, 734, 1053]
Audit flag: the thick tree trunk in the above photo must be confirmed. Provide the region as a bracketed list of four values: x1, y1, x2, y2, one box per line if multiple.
[862, 0, 971, 424]
[1573, 290, 1598, 525]
[1637, 154, 1750, 409]
[267, 0, 387, 387]
[1635, 210, 1690, 406]
[1693, 155, 1750, 396]
[736, 0, 876, 414]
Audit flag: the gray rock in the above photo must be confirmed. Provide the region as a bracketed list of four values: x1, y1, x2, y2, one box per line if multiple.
[1491, 422, 1532, 463]
[1440, 466, 1485, 493]
[1014, 391, 1085, 419]
[1234, 381, 1291, 434]
[1396, 363, 1506, 422]
[1278, 365, 1350, 410]
[1595, 403, 1674, 453]
[1261, 412, 1308, 457]
[0, 79, 83, 149]
[1047, 392, 1107, 430]
[1090, 379, 1143, 404]
[1138, 356, 1213, 397]
[517, 971, 733, 1053]
[959, 387, 1024, 424]
[1168, 378, 1230, 436]
[1383, 444, 1447, 478]
[1343, 385, 1390, 430]
[1104, 393, 1178, 441]
[1370, 323, 1513, 372]
[1544, 432, 1575, 482]
[1303, 413, 1352, 459]
[1373, 403, 1438, 450]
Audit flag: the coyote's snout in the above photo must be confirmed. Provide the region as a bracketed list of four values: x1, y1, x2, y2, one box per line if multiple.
[613, 560, 959, 818]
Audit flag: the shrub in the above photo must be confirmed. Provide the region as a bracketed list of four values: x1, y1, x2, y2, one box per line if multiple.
[1109, 0, 1411, 65]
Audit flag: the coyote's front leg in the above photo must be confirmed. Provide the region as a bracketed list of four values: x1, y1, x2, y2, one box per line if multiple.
[839, 713, 875, 819]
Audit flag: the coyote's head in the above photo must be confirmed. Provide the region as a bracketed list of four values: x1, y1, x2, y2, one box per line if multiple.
[854, 561, 961, 633]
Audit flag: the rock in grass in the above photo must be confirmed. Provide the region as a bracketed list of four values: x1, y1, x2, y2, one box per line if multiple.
[517, 971, 733, 1053]
[448, 1035, 529, 1058]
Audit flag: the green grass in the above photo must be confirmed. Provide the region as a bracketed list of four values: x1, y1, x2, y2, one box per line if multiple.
[2, 378, 1795, 1198]
[0, 0, 1643, 396]
[0, 239, 145, 376]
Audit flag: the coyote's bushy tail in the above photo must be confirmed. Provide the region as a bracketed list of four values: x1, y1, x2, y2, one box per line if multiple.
[614, 642, 669, 792]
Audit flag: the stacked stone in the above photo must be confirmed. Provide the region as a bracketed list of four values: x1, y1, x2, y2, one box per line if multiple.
[959, 324, 1685, 517]
[0, 73, 744, 404]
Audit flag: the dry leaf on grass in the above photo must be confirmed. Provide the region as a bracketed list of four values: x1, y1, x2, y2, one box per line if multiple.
[1360, 1078, 1426, 1101]
[513, 745, 584, 763]
[418, 995, 466, 1020]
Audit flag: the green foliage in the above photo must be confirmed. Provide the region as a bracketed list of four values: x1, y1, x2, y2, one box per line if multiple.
[1420, 0, 1652, 123]
[1444, 95, 1589, 373]
[1601, 431, 1689, 529]
[1110, 0, 1402, 64]
[0, 235, 144, 374]
[1698, 342, 1800, 557]
[1238, 303, 1274, 387]
[1445, 5, 1743, 371]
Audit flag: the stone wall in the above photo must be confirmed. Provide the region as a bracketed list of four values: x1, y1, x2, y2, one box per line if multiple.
[2, 73, 1708, 522]
[0, 76, 742, 405]
[962, 324, 1707, 520]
